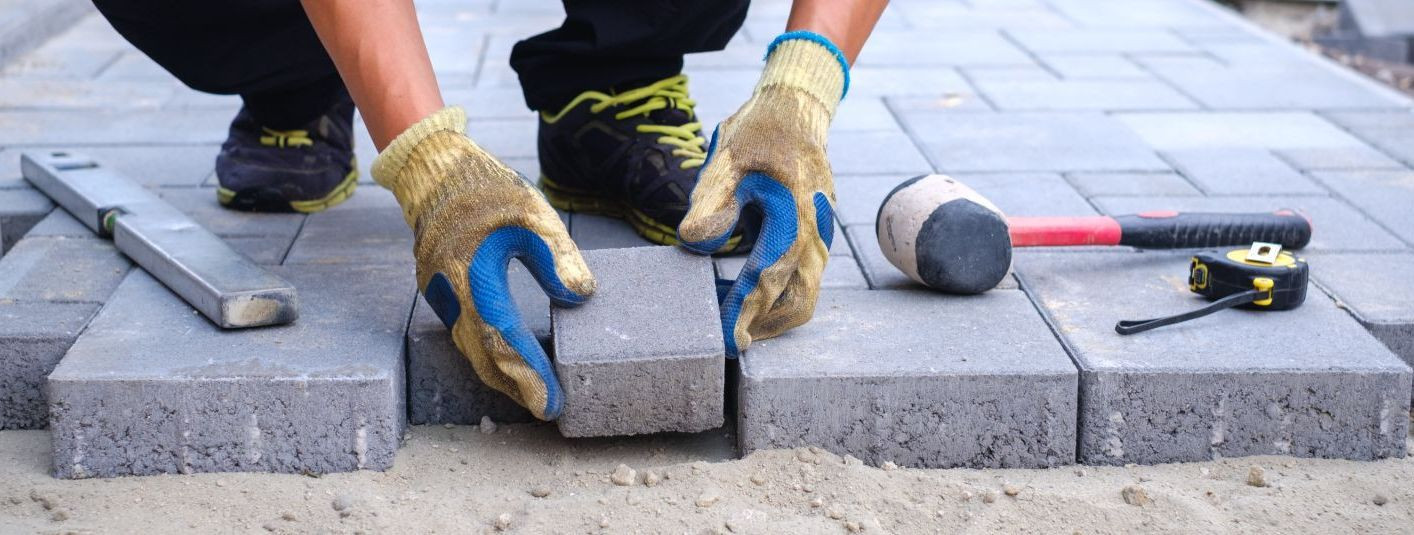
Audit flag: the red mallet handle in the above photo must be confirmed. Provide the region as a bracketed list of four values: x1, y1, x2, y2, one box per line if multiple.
[1008, 210, 1312, 250]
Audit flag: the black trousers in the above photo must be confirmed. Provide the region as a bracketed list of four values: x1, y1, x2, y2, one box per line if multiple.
[92, 0, 750, 125]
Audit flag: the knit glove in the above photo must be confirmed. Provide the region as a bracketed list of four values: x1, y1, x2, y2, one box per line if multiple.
[372, 107, 595, 420]
[677, 32, 849, 357]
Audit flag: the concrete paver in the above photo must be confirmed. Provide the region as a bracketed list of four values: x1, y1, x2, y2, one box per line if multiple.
[1016, 251, 1411, 465]
[899, 111, 1170, 173]
[0, 236, 129, 303]
[552, 247, 723, 437]
[971, 79, 1197, 111]
[1310, 170, 1414, 246]
[1065, 172, 1202, 197]
[48, 265, 414, 477]
[738, 289, 1077, 468]
[0, 187, 52, 253]
[1160, 148, 1326, 195]
[1115, 111, 1370, 151]
[1312, 253, 1414, 385]
[0, 301, 97, 429]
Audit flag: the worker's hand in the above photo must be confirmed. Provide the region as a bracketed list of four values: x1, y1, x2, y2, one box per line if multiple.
[677, 32, 849, 357]
[372, 107, 594, 420]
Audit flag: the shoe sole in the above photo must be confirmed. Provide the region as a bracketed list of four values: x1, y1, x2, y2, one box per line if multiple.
[217, 158, 359, 214]
[539, 174, 741, 251]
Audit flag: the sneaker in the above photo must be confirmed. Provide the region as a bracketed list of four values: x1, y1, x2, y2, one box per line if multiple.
[214, 93, 358, 213]
[536, 74, 744, 250]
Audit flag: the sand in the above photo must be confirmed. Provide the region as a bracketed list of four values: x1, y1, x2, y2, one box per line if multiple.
[1, 421, 1412, 534]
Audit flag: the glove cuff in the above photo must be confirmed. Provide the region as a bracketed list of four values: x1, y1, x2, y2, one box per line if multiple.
[757, 31, 849, 119]
[371, 106, 474, 227]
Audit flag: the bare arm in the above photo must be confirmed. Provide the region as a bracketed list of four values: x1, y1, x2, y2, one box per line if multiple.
[786, 0, 888, 65]
[300, 0, 444, 150]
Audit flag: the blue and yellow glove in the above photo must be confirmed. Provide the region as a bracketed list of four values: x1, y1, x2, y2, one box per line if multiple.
[372, 107, 595, 420]
[677, 32, 849, 357]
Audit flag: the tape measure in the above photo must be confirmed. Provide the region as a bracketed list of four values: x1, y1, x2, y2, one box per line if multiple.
[1116, 242, 1309, 335]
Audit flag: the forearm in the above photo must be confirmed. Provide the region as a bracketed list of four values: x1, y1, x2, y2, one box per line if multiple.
[786, 0, 888, 65]
[300, 0, 444, 150]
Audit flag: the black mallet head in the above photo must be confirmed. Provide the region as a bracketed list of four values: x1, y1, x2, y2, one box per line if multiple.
[874, 174, 1012, 294]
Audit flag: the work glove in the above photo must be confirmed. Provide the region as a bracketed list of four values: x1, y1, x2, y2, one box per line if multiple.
[677, 31, 849, 357]
[372, 107, 595, 420]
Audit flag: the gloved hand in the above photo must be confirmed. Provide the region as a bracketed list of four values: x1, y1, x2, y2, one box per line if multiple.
[372, 107, 595, 420]
[677, 31, 849, 357]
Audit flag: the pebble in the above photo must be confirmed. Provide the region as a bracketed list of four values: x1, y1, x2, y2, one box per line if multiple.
[262, 522, 278, 532]
[332, 494, 355, 512]
[611, 464, 637, 486]
[530, 487, 551, 498]
[748, 473, 768, 486]
[1374, 494, 1389, 506]
[960, 490, 974, 501]
[480, 416, 497, 434]
[842, 455, 863, 467]
[810, 498, 824, 508]
[51, 510, 68, 522]
[1003, 484, 1021, 497]
[494, 512, 512, 531]
[981, 491, 999, 504]
[844, 521, 862, 532]
[1121, 485, 1151, 507]
[600, 515, 610, 528]
[1074, 469, 1086, 477]
[695, 492, 721, 508]
[643, 470, 661, 487]
[795, 449, 816, 464]
[826, 508, 844, 520]
[29, 490, 57, 511]
[1247, 466, 1267, 488]
[880, 461, 898, 472]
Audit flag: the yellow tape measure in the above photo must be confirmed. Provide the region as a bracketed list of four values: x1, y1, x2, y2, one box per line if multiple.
[1117, 242, 1309, 334]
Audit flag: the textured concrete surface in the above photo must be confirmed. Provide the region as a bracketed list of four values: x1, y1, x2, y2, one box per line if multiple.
[0, 187, 53, 253]
[1016, 252, 1411, 465]
[552, 247, 723, 437]
[0, 301, 96, 429]
[1312, 253, 1414, 388]
[0, 236, 130, 303]
[738, 289, 1077, 468]
[48, 265, 414, 478]
[406, 262, 549, 425]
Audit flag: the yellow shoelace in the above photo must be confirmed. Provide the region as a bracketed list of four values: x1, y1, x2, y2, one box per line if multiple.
[543, 75, 707, 170]
[259, 127, 314, 148]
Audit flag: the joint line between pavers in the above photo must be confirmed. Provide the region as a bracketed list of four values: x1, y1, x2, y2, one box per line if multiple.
[1011, 269, 1089, 459]
[1303, 171, 1414, 250]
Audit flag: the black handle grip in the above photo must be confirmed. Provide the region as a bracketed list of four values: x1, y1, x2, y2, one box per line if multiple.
[1114, 210, 1311, 250]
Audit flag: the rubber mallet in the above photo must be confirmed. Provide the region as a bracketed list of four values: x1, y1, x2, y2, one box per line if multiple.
[875, 174, 1313, 294]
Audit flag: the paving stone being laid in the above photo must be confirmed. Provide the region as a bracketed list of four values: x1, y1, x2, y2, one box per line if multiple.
[0, 187, 53, 253]
[0, 301, 98, 430]
[1014, 251, 1411, 465]
[1310, 170, 1414, 246]
[569, 213, 654, 251]
[897, 111, 1170, 173]
[48, 264, 415, 478]
[551, 246, 723, 438]
[969, 79, 1198, 111]
[1065, 172, 1202, 197]
[0, 237, 130, 303]
[407, 263, 549, 426]
[1093, 195, 1406, 252]
[1310, 253, 1414, 384]
[1160, 148, 1326, 195]
[737, 289, 1077, 468]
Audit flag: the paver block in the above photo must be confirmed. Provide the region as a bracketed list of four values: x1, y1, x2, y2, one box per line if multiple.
[1066, 172, 1202, 197]
[1009, 29, 1194, 54]
[856, 31, 1034, 67]
[1015, 251, 1411, 465]
[1038, 55, 1149, 79]
[569, 213, 652, 250]
[48, 264, 414, 478]
[0, 237, 130, 303]
[283, 191, 411, 266]
[738, 289, 1077, 468]
[1322, 111, 1414, 167]
[1310, 170, 1414, 245]
[0, 187, 53, 253]
[154, 187, 304, 240]
[1161, 148, 1325, 195]
[1272, 147, 1406, 171]
[1093, 195, 1406, 252]
[715, 254, 867, 290]
[897, 111, 1170, 172]
[1311, 253, 1414, 385]
[1115, 112, 1368, 151]
[407, 263, 549, 425]
[0, 109, 230, 145]
[0, 301, 97, 429]
[1141, 58, 1407, 110]
[552, 246, 724, 437]
[971, 79, 1197, 111]
[827, 130, 932, 175]
[951, 173, 1097, 216]
[24, 209, 93, 238]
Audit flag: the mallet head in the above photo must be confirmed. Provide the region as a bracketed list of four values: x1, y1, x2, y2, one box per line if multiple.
[875, 174, 1012, 294]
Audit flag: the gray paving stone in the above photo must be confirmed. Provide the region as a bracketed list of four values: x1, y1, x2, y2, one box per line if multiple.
[971, 79, 1197, 111]
[738, 289, 1076, 468]
[1272, 147, 1406, 171]
[95, 51, 173, 81]
[715, 254, 868, 290]
[827, 129, 932, 175]
[0, 109, 230, 145]
[1093, 195, 1406, 252]
[0, 187, 53, 253]
[1310, 253, 1414, 381]
[552, 247, 723, 437]
[834, 174, 912, 227]
[1038, 55, 1150, 79]
[1009, 29, 1195, 54]
[48, 264, 414, 478]
[0, 79, 173, 109]
[283, 196, 412, 266]
[1014, 251, 1411, 465]
[1161, 148, 1326, 195]
[1046, 0, 1220, 27]
[0, 237, 129, 303]
[152, 188, 305, 239]
[1140, 57, 1407, 110]
[1310, 170, 1414, 246]
[407, 285, 539, 426]
[23, 209, 91, 238]
[1115, 112, 1369, 151]
[569, 213, 653, 251]
[1322, 111, 1414, 167]
[0, 301, 97, 430]
[896, 2, 1073, 31]
[951, 173, 1097, 216]
[1066, 172, 1202, 197]
[223, 236, 291, 266]
[1, 40, 122, 80]
[464, 119, 536, 159]
[831, 96, 902, 132]
[898, 111, 1169, 173]
[855, 31, 1034, 67]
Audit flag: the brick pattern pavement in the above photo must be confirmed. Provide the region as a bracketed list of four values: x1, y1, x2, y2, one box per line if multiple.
[1, 0, 1412, 473]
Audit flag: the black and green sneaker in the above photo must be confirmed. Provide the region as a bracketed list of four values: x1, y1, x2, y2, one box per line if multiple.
[214, 92, 358, 213]
[537, 74, 744, 250]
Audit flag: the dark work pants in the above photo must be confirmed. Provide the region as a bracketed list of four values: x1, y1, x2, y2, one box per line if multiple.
[92, 0, 750, 124]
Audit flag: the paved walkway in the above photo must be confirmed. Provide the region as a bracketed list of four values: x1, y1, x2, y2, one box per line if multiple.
[2, 0, 1413, 476]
